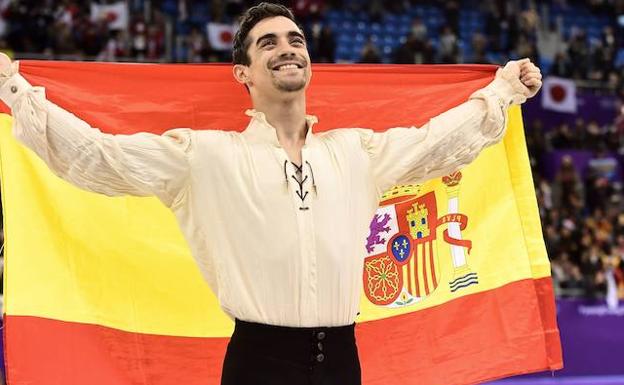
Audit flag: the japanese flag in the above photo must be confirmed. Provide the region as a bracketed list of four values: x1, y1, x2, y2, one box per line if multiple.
[90, 1, 129, 31]
[206, 23, 238, 51]
[541, 76, 577, 113]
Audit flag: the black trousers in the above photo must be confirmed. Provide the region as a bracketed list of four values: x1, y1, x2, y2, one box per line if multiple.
[221, 319, 362, 385]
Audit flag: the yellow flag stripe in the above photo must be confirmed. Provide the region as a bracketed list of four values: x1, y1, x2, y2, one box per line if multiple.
[357, 106, 550, 322]
[503, 108, 551, 279]
[0, 114, 232, 337]
[1, 106, 549, 333]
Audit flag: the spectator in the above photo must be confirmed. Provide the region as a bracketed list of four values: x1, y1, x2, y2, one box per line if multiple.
[568, 29, 591, 79]
[536, 20, 565, 64]
[438, 25, 458, 63]
[584, 120, 605, 152]
[309, 24, 335, 63]
[443, 0, 460, 34]
[550, 51, 572, 77]
[548, 123, 577, 149]
[410, 17, 427, 42]
[186, 26, 206, 62]
[359, 37, 381, 63]
[393, 35, 434, 64]
[470, 33, 490, 64]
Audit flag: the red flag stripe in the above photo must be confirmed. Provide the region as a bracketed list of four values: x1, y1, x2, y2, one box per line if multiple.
[4, 277, 560, 385]
[0, 61, 497, 136]
[357, 276, 561, 385]
[429, 241, 438, 288]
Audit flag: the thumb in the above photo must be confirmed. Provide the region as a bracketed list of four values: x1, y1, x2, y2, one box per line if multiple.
[0, 52, 11, 70]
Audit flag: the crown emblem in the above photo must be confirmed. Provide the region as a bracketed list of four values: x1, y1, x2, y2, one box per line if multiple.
[381, 184, 422, 201]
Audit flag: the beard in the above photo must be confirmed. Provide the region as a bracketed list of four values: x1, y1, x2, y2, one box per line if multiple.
[267, 55, 309, 92]
[272, 70, 307, 92]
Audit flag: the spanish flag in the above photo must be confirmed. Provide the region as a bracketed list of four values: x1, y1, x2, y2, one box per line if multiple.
[0, 62, 562, 385]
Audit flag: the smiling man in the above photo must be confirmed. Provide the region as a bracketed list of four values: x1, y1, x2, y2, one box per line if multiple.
[0, 2, 543, 385]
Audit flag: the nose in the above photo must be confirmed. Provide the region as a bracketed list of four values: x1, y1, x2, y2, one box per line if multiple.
[277, 50, 297, 60]
[276, 36, 301, 55]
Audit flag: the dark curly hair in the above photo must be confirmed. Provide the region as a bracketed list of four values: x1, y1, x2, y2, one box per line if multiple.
[232, 2, 301, 65]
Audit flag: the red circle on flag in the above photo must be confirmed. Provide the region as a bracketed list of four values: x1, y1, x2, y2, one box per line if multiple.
[105, 11, 118, 22]
[220, 31, 233, 44]
[550, 84, 566, 102]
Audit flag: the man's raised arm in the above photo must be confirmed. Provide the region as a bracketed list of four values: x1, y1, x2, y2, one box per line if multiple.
[0, 57, 194, 208]
[358, 58, 542, 195]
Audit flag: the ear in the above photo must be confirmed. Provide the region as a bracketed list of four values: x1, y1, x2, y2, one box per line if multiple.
[233, 64, 251, 86]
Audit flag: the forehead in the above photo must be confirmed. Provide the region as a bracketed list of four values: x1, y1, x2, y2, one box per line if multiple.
[248, 16, 302, 41]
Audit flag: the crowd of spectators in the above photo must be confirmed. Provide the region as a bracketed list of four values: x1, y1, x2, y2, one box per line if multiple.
[0, 0, 622, 81]
[0, 0, 623, 300]
[527, 116, 624, 299]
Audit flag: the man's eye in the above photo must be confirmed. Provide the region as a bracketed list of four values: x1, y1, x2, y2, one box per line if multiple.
[292, 39, 305, 45]
[261, 40, 275, 47]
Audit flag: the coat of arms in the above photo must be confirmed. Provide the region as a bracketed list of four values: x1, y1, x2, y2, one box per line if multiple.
[363, 171, 478, 308]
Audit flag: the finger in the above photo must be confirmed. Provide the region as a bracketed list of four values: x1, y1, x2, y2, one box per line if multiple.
[521, 73, 540, 82]
[520, 60, 538, 70]
[522, 71, 542, 81]
[520, 64, 537, 75]
[524, 78, 542, 88]
[521, 74, 538, 83]
[521, 74, 533, 82]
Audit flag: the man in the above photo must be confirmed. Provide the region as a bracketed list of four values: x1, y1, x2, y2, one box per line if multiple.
[0, 3, 542, 385]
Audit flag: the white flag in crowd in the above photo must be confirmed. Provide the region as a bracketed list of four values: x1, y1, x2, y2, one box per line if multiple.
[541, 76, 577, 113]
[206, 22, 238, 51]
[91, 1, 129, 31]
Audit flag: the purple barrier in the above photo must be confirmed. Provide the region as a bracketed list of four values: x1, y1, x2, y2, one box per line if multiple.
[540, 150, 622, 182]
[493, 299, 624, 381]
[541, 150, 593, 181]
[551, 299, 624, 376]
[491, 376, 624, 384]
[523, 90, 617, 128]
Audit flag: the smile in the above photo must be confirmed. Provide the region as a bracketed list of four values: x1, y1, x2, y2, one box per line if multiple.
[271, 62, 304, 71]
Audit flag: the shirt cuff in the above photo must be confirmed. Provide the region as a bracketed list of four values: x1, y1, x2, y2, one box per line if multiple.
[468, 81, 509, 140]
[0, 73, 32, 108]
[475, 68, 529, 107]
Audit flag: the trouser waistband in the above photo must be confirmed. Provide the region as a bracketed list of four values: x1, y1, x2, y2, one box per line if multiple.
[232, 318, 355, 343]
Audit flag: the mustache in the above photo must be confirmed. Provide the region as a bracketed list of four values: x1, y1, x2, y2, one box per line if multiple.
[268, 56, 308, 69]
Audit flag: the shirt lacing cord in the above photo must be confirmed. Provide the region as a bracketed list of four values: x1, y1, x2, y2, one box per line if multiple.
[282, 159, 318, 210]
[305, 161, 318, 196]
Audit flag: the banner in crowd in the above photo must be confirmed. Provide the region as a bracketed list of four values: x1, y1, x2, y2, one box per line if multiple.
[524, 80, 617, 128]
[0, 62, 562, 385]
[90, 1, 129, 31]
[542, 76, 577, 113]
[206, 23, 238, 51]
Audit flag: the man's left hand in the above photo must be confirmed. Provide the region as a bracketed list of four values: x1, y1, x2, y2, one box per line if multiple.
[518, 58, 542, 99]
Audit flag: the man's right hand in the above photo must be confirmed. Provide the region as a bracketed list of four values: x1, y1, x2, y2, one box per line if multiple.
[0, 52, 16, 80]
[0, 52, 11, 68]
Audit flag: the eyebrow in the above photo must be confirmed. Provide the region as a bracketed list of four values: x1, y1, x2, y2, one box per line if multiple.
[256, 31, 306, 47]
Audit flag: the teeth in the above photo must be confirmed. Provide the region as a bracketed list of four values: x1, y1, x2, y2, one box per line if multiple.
[277, 64, 298, 71]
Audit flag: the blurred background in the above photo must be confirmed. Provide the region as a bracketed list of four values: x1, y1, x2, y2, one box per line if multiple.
[0, 0, 623, 384]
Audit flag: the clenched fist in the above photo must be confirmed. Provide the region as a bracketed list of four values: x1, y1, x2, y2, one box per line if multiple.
[0, 52, 17, 80]
[518, 59, 542, 97]
[494, 58, 542, 105]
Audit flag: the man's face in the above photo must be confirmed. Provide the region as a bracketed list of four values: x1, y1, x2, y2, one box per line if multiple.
[239, 16, 311, 95]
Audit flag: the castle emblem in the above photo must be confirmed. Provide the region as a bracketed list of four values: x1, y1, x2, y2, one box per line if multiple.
[363, 172, 478, 308]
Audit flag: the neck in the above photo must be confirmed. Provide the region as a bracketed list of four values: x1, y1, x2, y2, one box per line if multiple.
[253, 94, 308, 146]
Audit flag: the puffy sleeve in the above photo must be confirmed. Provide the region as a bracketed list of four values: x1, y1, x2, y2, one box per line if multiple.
[358, 65, 530, 195]
[0, 62, 193, 208]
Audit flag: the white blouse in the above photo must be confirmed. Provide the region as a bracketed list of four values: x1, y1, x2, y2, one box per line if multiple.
[0, 63, 528, 327]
